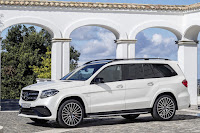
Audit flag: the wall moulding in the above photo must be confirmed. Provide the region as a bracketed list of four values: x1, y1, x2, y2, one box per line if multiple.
[52, 38, 72, 43]
[115, 39, 137, 44]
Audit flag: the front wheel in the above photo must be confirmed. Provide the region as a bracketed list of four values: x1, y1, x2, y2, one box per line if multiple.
[122, 114, 140, 120]
[152, 95, 176, 121]
[57, 100, 84, 128]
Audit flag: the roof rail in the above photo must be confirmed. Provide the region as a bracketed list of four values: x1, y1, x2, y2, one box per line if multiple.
[84, 59, 115, 65]
[131, 58, 170, 60]
[84, 58, 170, 65]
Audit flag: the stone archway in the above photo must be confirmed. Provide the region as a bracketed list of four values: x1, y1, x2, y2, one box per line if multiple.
[62, 18, 126, 75]
[184, 25, 200, 41]
[64, 18, 124, 39]
[1, 16, 61, 38]
[129, 20, 182, 40]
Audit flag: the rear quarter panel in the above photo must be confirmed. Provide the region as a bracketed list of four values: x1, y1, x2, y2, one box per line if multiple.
[150, 75, 188, 108]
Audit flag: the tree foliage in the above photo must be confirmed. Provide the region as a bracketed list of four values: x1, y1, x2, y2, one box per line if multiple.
[1, 25, 51, 99]
[70, 46, 80, 71]
[31, 45, 80, 79]
[1, 25, 80, 99]
[30, 48, 51, 79]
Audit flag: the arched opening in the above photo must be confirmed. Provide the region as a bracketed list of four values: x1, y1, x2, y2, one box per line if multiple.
[184, 25, 200, 41]
[129, 21, 182, 40]
[0, 24, 53, 107]
[69, 25, 118, 66]
[135, 28, 178, 60]
[2, 17, 61, 38]
[64, 18, 122, 39]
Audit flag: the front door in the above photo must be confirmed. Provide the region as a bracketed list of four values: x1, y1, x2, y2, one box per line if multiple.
[89, 65, 126, 113]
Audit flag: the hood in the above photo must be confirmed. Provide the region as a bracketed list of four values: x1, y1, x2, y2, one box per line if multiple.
[22, 80, 85, 91]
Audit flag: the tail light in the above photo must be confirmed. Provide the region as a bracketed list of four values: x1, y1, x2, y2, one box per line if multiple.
[182, 79, 188, 87]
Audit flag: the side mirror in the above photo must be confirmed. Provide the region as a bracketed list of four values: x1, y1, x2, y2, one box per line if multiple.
[93, 77, 104, 84]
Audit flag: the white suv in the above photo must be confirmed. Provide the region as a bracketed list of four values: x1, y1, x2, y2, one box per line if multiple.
[19, 58, 190, 127]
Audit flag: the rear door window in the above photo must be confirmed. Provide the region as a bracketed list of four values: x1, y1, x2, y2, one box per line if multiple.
[143, 64, 155, 79]
[123, 64, 143, 80]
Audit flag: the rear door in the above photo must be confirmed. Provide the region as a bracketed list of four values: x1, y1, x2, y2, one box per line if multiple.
[124, 64, 159, 110]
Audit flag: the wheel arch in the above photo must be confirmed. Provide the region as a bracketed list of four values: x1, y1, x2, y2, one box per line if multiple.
[56, 95, 88, 118]
[151, 92, 178, 110]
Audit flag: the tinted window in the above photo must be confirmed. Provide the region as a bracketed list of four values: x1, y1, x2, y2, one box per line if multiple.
[123, 64, 143, 80]
[67, 63, 105, 81]
[151, 65, 164, 78]
[96, 65, 122, 83]
[152, 64, 177, 77]
[143, 64, 155, 79]
[61, 71, 74, 80]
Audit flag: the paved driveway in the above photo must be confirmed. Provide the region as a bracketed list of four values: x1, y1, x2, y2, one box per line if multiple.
[0, 110, 200, 133]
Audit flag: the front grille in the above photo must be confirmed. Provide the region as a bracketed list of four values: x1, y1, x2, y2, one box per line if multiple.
[22, 90, 39, 101]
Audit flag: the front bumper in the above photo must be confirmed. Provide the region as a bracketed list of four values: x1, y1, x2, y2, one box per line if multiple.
[19, 94, 62, 120]
[19, 106, 51, 117]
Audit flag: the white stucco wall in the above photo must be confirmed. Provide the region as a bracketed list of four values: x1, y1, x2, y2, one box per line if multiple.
[0, 3, 199, 107]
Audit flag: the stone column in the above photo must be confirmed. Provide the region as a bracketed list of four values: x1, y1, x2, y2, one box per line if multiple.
[62, 38, 71, 77]
[177, 40, 198, 109]
[0, 36, 2, 111]
[51, 38, 71, 80]
[115, 39, 137, 59]
[128, 40, 137, 58]
[51, 38, 63, 80]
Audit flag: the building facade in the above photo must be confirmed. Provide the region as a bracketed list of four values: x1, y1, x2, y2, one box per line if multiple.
[0, 0, 199, 108]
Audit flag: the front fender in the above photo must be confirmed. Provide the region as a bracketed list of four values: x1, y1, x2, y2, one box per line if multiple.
[55, 94, 90, 116]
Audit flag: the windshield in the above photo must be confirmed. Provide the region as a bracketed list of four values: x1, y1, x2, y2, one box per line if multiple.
[61, 63, 105, 81]
[60, 70, 75, 80]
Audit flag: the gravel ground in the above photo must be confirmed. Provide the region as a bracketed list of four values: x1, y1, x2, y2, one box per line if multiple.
[0, 112, 58, 133]
[0, 111, 200, 133]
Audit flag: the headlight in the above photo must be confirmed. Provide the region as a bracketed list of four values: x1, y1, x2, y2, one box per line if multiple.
[40, 89, 59, 99]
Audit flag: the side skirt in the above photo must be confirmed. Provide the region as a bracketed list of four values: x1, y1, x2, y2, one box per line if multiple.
[87, 108, 151, 118]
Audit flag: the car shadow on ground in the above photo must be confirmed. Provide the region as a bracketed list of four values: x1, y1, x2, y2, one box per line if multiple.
[27, 114, 200, 129]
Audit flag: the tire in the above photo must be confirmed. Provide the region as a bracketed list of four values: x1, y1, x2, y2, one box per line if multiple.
[122, 114, 140, 120]
[152, 95, 176, 121]
[30, 118, 48, 124]
[57, 99, 84, 128]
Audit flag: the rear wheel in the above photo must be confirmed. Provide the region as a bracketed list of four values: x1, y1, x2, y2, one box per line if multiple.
[122, 114, 140, 120]
[152, 95, 176, 121]
[30, 118, 48, 124]
[57, 99, 84, 128]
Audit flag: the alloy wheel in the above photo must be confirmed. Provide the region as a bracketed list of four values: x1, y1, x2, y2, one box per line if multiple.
[61, 102, 83, 126]
[156, 96, 175, 119]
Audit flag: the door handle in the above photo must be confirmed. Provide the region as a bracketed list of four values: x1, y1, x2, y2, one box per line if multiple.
[116, 84, 123, 88]
[147, 82, 154, 86]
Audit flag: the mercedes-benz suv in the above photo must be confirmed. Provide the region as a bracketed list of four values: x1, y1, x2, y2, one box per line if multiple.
[19, 58, 190, 127]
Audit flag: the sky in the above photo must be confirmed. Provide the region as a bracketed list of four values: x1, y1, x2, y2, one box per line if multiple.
[1, 0, 200, 78]
[70, 27, 178, 64]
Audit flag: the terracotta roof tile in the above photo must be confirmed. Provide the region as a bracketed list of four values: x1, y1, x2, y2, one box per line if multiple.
[0, 0, 199, 11]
